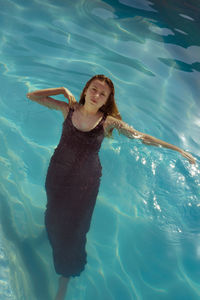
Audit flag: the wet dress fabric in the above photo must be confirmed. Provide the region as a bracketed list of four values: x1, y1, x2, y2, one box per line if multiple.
[45, 107, 106, 277]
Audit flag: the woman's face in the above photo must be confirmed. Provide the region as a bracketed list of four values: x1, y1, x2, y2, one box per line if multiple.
[84, 79, 111, 110]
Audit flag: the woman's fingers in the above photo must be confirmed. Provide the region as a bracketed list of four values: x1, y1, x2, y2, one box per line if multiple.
[62, 88, 77, 106]
[68, 95, 77, 107]
[181, 151, 196, 164]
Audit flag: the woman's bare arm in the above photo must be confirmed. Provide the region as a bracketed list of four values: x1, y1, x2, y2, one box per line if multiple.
[26, 87, 77, 117]
[104, 116, 196, 164]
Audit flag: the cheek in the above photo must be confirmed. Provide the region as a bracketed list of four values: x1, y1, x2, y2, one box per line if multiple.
[100, 97, 108, 106]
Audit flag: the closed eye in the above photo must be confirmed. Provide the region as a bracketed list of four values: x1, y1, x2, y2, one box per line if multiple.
[90, 86, 107, 97]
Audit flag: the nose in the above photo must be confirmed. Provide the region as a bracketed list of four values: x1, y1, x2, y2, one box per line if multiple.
[94, 92, 100, 98]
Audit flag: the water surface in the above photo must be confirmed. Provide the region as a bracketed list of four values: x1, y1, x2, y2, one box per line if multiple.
[0, 0, 200, 299]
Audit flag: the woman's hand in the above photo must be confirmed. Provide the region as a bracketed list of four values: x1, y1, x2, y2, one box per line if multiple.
[180, 150, 196, 164]
[62, 87, 77, 107]
[142, 135, 196, 164]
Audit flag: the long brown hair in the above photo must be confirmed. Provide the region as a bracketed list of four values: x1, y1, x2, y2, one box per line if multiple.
[79, 75, 122, 136]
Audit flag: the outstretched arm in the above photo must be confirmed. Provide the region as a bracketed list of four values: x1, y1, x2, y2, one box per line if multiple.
[104, 116, 196, 164]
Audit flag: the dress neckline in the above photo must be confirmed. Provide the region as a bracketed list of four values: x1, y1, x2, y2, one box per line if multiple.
[69, 108, 105, 133]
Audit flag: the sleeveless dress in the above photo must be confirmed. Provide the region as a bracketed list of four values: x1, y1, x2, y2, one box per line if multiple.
[44, 107, 106, 277]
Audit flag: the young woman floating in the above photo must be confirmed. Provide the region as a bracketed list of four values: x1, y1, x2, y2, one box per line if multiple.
[27, 74, 195, 300]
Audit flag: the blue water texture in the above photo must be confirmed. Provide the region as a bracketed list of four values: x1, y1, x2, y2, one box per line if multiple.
[0, 0, 200, 299]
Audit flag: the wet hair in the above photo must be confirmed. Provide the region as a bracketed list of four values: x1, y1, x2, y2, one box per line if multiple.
[79, 74, 122, 137]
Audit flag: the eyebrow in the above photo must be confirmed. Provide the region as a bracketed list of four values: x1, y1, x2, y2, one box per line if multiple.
[91, 84, 108, 94]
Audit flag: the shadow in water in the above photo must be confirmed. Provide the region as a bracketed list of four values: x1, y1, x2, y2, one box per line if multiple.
[0, 191, 52, 300]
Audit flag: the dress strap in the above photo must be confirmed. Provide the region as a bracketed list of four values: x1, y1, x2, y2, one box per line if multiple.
[62, 107, 74, 125]
[67, 107, 74, 119]
[102, 113, 107, 120]
[101, 113, 107, 123]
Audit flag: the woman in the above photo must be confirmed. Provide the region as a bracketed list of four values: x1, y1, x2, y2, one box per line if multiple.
[27, 75, 195, 300]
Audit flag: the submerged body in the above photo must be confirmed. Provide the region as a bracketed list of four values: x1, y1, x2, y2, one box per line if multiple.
[45, 108, 106, 277]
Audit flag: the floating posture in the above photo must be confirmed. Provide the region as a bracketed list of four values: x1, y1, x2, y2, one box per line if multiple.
[27, 75, 195, 300]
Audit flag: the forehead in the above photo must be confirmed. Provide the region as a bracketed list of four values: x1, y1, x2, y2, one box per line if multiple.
[89, 79, 111, 93]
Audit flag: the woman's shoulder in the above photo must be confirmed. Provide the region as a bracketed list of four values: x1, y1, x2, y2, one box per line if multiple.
[104, 115, 121, 127]
[73, 102, 81, 111]
[62, 102, 80, 120]
[103, 115, 123, 133]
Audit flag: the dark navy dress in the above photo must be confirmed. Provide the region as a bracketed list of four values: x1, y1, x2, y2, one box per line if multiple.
[45, 107, 106, 277]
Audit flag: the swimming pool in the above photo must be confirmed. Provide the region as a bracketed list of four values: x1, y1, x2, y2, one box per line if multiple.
[0, 0, 199, 299]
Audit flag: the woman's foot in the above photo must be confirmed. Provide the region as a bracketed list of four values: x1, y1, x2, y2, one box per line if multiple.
[55, 276, 70, 300]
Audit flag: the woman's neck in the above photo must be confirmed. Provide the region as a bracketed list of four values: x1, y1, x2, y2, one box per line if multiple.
[79, 104, 100, 116]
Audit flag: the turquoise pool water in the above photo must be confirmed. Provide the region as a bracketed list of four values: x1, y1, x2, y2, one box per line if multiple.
[0, 0, 200, 299]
